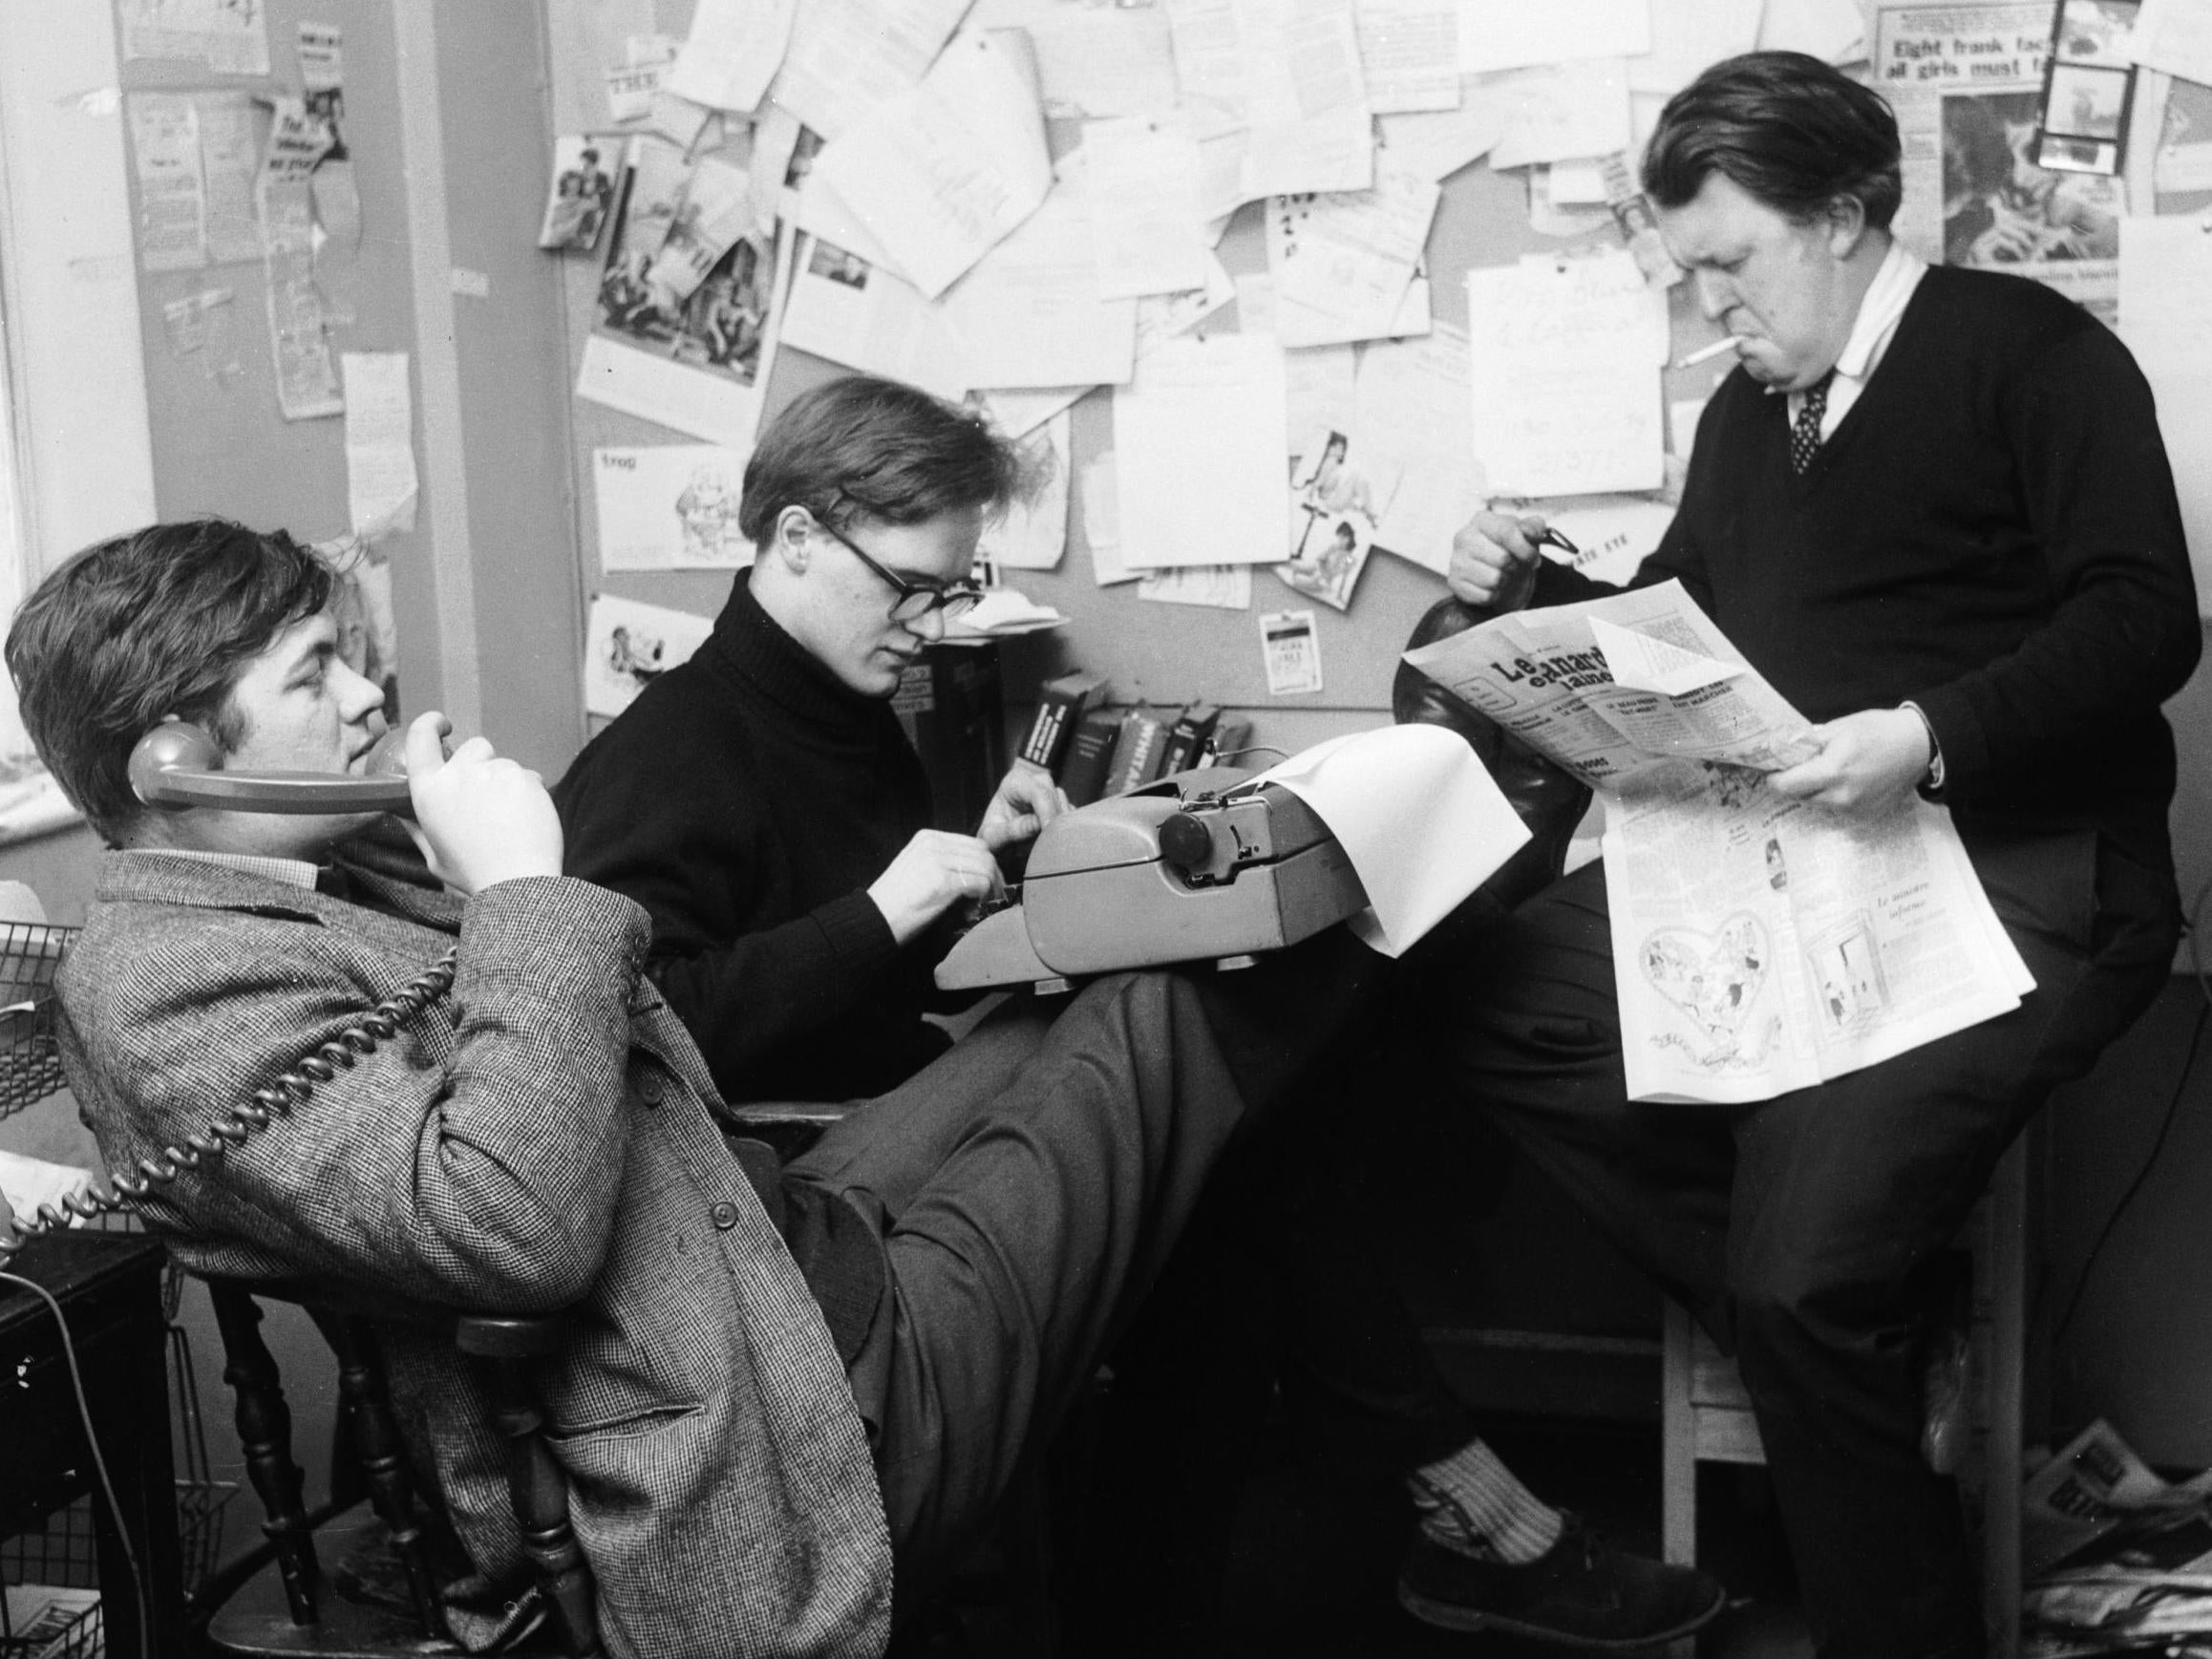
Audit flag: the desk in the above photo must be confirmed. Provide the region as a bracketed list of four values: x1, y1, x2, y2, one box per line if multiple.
[1, 1232, 186, 1659]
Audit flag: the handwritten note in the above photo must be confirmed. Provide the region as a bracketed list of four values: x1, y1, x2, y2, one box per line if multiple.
[1465, 248, 1669, 498]
[811, 31, 1054, 297]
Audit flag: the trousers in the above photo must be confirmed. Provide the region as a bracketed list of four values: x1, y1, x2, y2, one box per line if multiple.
[1404, 833, 2177, 1659]
[787, 926, 1388, 1611]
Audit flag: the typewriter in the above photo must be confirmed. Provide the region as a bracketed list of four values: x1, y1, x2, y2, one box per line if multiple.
[935, 767, 1368, 992]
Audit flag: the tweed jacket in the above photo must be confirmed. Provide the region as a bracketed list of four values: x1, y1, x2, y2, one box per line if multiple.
[55, 846, 892, 1658]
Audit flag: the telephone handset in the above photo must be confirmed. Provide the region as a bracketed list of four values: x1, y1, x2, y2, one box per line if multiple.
[0, 946, 458, 1267]
[129, 719, 417, 818]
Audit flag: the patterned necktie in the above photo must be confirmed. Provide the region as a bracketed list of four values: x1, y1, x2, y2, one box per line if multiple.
[1790, 370, 1836, 475]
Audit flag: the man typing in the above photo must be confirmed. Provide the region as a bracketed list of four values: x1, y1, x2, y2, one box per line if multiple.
[555, 374, 1725, 1652]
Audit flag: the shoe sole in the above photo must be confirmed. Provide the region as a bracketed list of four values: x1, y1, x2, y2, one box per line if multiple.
[1395, 1580, 1728, 1652]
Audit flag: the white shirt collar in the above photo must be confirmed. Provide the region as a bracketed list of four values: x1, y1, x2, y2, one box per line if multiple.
[1766, 239, 1927, 399]
[1833, 238, 1926, 386]
[135, 847, 323, 891]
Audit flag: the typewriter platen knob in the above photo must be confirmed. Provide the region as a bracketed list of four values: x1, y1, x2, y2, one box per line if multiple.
[1158, 811, 1215, 875]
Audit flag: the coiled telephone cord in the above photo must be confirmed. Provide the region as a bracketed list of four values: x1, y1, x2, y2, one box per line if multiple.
[0, 947, 457, 1270]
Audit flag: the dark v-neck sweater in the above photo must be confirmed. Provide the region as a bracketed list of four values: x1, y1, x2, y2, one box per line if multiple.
[1534, 264, 2198, 864]
[554, 571, 951, 1105]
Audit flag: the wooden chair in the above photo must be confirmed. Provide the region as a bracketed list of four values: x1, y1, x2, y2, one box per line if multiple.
[191, 1276, 603, 1658]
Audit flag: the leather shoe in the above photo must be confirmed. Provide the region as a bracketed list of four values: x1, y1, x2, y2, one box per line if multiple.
[1396, 1515, 1727, 1651]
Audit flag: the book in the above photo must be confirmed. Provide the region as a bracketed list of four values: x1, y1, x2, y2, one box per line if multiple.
[1103, 703, 1174, 797]
[1057, 705, 1124, 806]
[1199, 711, 1253, 770]
[1156, 699, 1221, 777]
[891, 643, 1007, 833]
[1016, 670, 1109, 777]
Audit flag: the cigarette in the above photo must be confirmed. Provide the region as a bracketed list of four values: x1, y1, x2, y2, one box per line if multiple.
[1673, 336, 1742, 371]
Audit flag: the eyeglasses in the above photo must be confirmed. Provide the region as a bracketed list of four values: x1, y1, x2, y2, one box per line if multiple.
[809, 515, 984, 624]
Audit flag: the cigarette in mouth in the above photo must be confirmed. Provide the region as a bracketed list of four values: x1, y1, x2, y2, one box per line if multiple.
[1673, 336, 1742, 370]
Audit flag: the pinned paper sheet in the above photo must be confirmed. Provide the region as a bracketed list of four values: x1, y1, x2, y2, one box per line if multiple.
[1457, 0, 1648, 74]
[1590, 616, 1741, 696]
[941, 178, 1138, 389]
[667, 0, 798, 115]
[1257, 724, 1530, 955]
[1029, 6, 1182, 117]
[1466, 248, 1668, 498]
[1357, 321, 1483, 575]
[781, 235, 968, 400]
[769, 0, 973, 139]
[810, 30, 1053, 298]
[978, 414, 1072, 571]
[1114, 333, 1290, 567]
[341, 353, 417, 540]
[594, 444, 752, 570]
[1355, 0, 1460, 112]
[1266, 162, 1439, 346]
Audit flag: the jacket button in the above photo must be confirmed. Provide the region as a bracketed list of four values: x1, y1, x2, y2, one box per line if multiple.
[710, 1202, 739, 1230]
[636, 1073, 665, 1106]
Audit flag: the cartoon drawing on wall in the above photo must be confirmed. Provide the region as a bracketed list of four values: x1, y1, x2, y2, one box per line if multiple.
[1805, 915, 1890, 1038]
[675, 465, 745, 563]
[593, 444, 753, 570]
[585, 594, 713, 718]
[1639, 912, 1780, 1073]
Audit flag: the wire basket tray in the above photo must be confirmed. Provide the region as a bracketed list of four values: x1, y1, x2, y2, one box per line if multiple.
[0, 1479, 235, 1604]
[0, 1585, 100, 1659]
[0, 921, 78, 1122]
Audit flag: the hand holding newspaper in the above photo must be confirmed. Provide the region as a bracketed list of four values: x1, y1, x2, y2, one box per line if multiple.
[1404, 581, 2034, 1104]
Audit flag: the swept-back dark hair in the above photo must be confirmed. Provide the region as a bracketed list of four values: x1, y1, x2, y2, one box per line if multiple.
[6, 519, 333, 841]
[737, 374, 1021, 544]
[1643, 52, 1904, 229]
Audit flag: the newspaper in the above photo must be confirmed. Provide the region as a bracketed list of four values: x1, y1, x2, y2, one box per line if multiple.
[1873, 0, 2120, 323]
[1403, 581, 2034, 1104]
[2023, 1418, 2212, 1656]
[1400, 580, 1820, 792]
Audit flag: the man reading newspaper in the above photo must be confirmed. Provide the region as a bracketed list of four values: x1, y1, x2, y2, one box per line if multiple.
[1418, 51, 2196, 1659]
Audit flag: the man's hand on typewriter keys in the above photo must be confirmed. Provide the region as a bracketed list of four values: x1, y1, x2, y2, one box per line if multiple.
[869, 830, 1007, 946]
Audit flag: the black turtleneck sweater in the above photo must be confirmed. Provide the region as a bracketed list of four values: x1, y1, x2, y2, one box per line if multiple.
[554, 571, 951, 1105]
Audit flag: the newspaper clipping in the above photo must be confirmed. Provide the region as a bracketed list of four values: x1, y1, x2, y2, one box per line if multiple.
[1403, 582, 2034, 1104]
[2022, 1418, 2212, 1655]
[1875, 0, 2121, 322]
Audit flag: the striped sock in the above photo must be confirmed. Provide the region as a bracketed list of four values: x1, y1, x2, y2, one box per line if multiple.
[1408, 1438, 1565, 1565]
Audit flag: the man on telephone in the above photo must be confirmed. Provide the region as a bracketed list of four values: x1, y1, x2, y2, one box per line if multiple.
[5, 517, 1393, 1656]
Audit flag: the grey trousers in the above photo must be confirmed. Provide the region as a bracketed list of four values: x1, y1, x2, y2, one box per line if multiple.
[788, 929, 1386, 1605]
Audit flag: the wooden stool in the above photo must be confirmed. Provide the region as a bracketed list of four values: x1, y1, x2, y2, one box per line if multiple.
[1658, 1135, 2031, 1659]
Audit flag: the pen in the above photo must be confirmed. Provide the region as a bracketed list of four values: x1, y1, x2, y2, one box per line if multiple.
[1531, 526, 1581, 559]
[1673, 335, 1742, 370]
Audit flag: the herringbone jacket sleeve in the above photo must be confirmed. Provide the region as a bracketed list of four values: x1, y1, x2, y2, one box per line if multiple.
[60, 871, 653, 1310]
